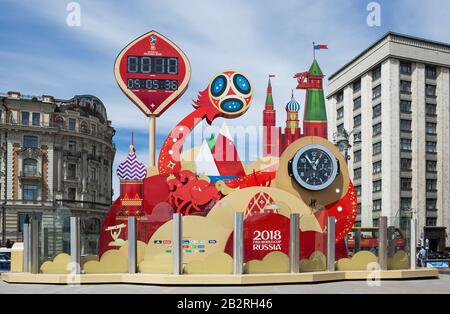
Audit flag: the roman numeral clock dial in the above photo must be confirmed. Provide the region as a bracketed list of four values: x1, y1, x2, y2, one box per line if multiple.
[288, 144, 340, 191]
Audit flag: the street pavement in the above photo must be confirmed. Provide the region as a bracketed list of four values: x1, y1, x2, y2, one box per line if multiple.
[0, 275, 449, 294]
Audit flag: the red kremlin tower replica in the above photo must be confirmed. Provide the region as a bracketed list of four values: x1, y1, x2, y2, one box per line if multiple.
[263, 58, 328, 157]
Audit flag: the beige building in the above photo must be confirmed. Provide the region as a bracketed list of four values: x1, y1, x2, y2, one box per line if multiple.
[327, 32, 450, 250]
[0, 91, 115, 255]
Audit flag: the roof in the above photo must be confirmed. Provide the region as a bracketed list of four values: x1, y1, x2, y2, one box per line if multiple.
[329, 32, 450, 80]
[285, 95, 301, 112]
[309, 59, 323, 76]
[117, 145, 147, 180]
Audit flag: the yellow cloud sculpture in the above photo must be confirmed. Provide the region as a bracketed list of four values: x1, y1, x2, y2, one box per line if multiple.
[299, 251, 327, 272]
[388, 250, 410, 270]
[336, 251, 378, 271]
[40, 253, 71, 274]
[139, 253, 172, 274]
[184, 252, 233, 274]
[244, 252, 289, 274]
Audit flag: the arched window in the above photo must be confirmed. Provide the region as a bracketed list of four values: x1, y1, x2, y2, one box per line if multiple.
[55, 116, 64, 129]
[23, 158, 37, 175]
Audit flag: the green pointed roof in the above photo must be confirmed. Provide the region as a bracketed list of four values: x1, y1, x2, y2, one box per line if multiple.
[309, 59, 323, 76]
[265, 93, 274, 106]
[207, 134, 216, 150]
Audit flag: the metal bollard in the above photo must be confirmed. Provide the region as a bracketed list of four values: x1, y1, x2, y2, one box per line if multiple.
[233, 212, 244, 275]
[70, 216, 81, 274]
[30, 219, 40, 274]
[378, 216, 388, 270]
[289, 213, 300, 273]
[327, 216, 336, 272]
[128, 216, 137, 274]
[172, 213, 183, 275]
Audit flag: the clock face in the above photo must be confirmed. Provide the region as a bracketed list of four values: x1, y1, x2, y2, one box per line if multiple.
[289, 144, 339, 191]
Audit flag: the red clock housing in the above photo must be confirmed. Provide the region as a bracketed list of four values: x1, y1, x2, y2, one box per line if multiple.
[114, 31, 191, 117]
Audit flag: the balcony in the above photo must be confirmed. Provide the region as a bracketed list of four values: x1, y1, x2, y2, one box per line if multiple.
[19, 171, 42, 181]
[63, 150, 82, 158]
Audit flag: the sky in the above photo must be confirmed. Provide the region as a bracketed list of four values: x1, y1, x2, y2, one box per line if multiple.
[1, 0, 449, 198]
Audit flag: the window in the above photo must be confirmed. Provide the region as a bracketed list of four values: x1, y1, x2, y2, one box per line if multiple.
[68, 140, 77, 152]
[337, 107, 344, 119]
[401, 158, 412, 171]
[354, 114, 361, 127]
[373, 142, 382, 155]
[427, 218, 437, 227]
[373, 180, 382, 192]
[354, 132, 361, 143]
[400, 138, 412, 151]
[55, 116, 64, 129]
[80, 121, 89, 133]
[68, 163, 76, 178]
[372, 85, 381, 99]
[355, 185, 362, 197]
[90, 190, 96, 203]
[400, 198, 412, 210]
[373, 161, 382, 174]
[373, 103, 382, 118]
[23, 159, 37, 175]
[427, 160, 437, 172]
[91, 145, 97, 157]
[373, 123, 382, 136]
[32, 112, 40, 126]
[18, 212, 42, 233]
[337, 124, 344, 134]
[353, 97, 361, 110]
[426, 66, 437, 79]
[354, 168, 362, 180]
[426, 122, 437, 134]
[23, 135, 38, 149]
[354, 150, 362, 163]
[426, 141, 437, 153]
[21, 112, 30, 126]
[68, 188, 77, 201]
[373, 199, 382, 212]
[401, 178, 412, 191]
[400, 100, 412, 113]
[23, 184, 38, 201]
[400, 62, 412, 75]
[400, 80, 412, 93]
[427, 199, 437, 211]
[427, 179, 437, 192]
[400, 119, 412, 132]
[91, 124, 97, 135]
[426, 103, 436, 116]
[426, 84, 436, 97]
[89, 167, 97, 182]
[68, 118, 76, 131]
[336, 91, 344, 103]
[372, 66, 381, 80]
[357, 203, 362, 215]
[353, 80, 361, 92]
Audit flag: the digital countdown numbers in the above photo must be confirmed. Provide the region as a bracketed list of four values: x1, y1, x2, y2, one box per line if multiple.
[114, 31, 191, 117]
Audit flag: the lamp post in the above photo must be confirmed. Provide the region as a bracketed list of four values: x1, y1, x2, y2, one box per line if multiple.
[332, 128, 361, 164]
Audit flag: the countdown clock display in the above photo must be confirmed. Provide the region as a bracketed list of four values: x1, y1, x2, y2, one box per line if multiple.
[288, 144, 340, 191]
[114, 31, 191, 117]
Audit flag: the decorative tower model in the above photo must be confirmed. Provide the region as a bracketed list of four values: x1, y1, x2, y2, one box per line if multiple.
[116, 135, 147, 218]
[282, 91, 302, 148]
[295, 59, 328, 139]
[263, 75, 277, 157]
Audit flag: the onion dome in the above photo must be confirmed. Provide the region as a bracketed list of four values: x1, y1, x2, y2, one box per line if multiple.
[285, 91, 301, 112]
[117, 136, 146, 180]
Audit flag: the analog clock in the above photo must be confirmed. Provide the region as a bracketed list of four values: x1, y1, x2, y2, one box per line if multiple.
[288, 144, 340, 191]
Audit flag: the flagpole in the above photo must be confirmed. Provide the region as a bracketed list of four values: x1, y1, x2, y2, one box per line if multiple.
[312, 42, 316, 60]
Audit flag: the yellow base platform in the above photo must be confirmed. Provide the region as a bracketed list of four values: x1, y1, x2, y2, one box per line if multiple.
[1, 269, 438, 285]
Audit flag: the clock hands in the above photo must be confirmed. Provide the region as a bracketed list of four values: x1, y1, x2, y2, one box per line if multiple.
[305, 155, 317, 171]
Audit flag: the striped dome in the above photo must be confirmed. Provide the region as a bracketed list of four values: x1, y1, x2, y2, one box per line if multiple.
[117, 144, 147, 181]
[286, 95, 301, 112]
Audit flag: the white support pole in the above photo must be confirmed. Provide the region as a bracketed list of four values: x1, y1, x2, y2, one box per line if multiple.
[149, 115, 156, 167]
[23, 223, 30, 273]
[30, 219, 40, 274]
[289, 213, 300, 273]
[233, 212, 244, 275]
[410, 218, 417, 270]
[172, 213, 183, 275]
[70, 216, 81, 274]
[128, 216, 137, 274]
[327, 217, 336, 272]
[379, 216, 388, 271]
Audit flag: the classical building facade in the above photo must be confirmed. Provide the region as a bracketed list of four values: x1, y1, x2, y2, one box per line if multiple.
[0, 91, 115, 255]
[327, 32, 450, 249]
